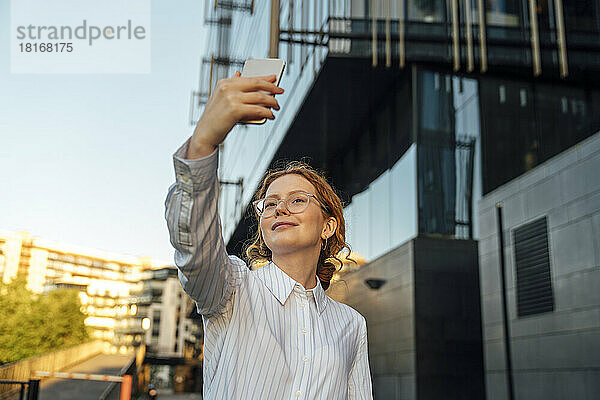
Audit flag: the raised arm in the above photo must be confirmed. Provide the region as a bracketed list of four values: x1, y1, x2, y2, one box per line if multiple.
[165, 139, 235, 315]
[164, 72, 283, 316]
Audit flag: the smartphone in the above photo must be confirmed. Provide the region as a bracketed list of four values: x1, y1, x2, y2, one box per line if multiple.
[240, 58, 286, 124]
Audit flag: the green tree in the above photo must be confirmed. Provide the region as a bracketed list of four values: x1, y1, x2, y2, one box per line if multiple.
[0, 278, 90, 365]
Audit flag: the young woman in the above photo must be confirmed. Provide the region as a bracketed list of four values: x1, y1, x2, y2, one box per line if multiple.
[165, 72, 373, 399]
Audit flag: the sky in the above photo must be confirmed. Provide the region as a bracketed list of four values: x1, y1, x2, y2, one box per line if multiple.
[0, 0, 207, 264]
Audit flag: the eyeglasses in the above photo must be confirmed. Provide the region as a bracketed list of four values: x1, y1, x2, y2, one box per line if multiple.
[253, 192, 328, 218]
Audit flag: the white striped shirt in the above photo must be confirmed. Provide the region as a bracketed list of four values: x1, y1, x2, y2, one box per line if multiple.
[165, 138, 373, 400]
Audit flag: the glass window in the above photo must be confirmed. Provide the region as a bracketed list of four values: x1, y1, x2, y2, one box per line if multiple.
[346, 190, 371, 260]
[152, 310, 161, 337]
[453, 76, 482, 239]
[369, 170, 392, 259]
[535, 84, 591, 163]
[563, 0, 600, 33]
[420, 72, 454, 135]
[418, 143, 460, 235]
[485, 0, 521, 26]
[408, 0, 446, 22]
[417, 71, 479, 239]
[344, 145, 418, 262]
[390, 145, 418, 245]
[480, 79, 537, 193]
[418, 70, 457, 237]
[480, 77, 600, 194]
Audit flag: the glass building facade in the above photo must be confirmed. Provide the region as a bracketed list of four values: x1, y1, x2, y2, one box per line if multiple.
[194, 0, 600, 252]
[192, 1, 600, 398]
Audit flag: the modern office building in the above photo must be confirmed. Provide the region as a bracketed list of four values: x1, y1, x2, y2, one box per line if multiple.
[191, 1, 600, 398]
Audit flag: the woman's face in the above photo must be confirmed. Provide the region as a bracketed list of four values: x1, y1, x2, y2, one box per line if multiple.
[260, 174, 329, 257]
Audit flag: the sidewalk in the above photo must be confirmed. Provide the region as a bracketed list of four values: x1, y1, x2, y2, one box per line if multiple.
[38, 354, 131, 400]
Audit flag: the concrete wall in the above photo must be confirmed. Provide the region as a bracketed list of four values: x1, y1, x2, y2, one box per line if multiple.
[329, 236, 485, 400]
[329, 241, 417, 400]
[478, 131, 600, 400]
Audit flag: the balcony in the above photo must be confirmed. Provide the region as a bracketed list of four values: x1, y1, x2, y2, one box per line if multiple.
[279, 6, 600, 83]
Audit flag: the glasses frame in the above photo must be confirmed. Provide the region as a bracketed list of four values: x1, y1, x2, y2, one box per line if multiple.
[253, 192, 329, 218]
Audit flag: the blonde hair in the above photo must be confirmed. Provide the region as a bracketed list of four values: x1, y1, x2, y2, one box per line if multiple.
[244, 161, 354, 290]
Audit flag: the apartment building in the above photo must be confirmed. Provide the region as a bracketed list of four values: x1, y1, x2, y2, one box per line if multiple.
[0, 230, 158, 353]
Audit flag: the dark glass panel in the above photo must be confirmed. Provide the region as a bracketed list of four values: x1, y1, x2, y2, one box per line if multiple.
[563, 0, 600, 33]
[485, 0, 521, 26]
[417, 71, 458, 236]
[407, 0, 447, 22]
[480, 77, 600, 194]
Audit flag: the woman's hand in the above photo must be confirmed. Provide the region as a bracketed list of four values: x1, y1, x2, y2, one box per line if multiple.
[187, 71, 284, 159]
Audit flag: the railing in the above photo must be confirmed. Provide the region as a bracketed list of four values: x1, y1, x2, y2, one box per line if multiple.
[0, 341, 104, 400]
[321, 16, 600, 76]
[192, 0, 600, 127]
[276, 0, 600, 78]
[418, 136, 476, 239]
[0, 380, 38, 400]
[98, 345, 145, 400]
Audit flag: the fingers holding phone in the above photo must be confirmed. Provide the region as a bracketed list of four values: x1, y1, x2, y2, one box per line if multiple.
[240, 89, 280, 110]
[188, 60, 285, 159]
[209, 72, 282, 127]
[239, 58, 286, 124]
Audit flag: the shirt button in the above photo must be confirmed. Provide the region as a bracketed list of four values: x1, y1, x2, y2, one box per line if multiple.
[301, 328, 307, 334]
[300, 303, 306, 308]
[295, 390, 301, 397]
[302, 355, 309, 362]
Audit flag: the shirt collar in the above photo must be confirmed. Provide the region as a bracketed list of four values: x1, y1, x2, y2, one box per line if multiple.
[256, 261, 328, 315]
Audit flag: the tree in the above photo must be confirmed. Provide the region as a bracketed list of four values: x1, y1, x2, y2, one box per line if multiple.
[0, 278, 90, 365]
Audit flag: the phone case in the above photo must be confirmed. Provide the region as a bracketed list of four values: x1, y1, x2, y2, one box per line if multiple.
[240, 58, 286, 125]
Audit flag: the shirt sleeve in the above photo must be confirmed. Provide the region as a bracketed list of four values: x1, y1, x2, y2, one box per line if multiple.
[348, 316, 373, 400]
[164, 136, 246, 317]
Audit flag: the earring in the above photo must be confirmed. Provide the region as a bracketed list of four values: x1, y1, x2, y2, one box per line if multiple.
[322, 236, 327, 251]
